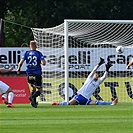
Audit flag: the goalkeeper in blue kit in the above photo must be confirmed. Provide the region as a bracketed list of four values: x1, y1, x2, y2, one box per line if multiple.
[52, 58, 117, 106]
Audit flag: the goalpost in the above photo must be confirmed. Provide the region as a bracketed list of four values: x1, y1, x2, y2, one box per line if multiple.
[32, 19, 133, 103]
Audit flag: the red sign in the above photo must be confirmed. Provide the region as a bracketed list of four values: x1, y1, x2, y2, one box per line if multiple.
[0, 76, 30, 104]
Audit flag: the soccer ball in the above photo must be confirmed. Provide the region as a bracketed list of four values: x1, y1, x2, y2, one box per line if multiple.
[116, 46, 124, 54]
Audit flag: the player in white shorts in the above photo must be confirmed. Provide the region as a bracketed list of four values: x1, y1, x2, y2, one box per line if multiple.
[0, 67, 15, 108]
[52, 58, 118, 106]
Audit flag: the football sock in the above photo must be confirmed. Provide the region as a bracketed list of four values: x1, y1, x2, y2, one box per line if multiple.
[58, 102, 69, 105]
[32, 91, 41, 98]
[31, 90, 36, 103]
[31, 90, 35, 96]
[8, 92, 14, 104]
[2, 93, 7, 99]
[96, 101, 112, 105]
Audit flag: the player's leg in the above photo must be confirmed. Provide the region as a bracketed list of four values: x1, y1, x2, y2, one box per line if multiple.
[88, 100, 112, 105]
[52, 98, 77, 106]
[0, 81, 9, 105]
[0, 81, 15, 108]
[6, 88, 15, 108]
[96, 101, 112, 105]
[28, 74, 43, 108]
[27, 74, 38, 108]
[87, 100, 96, 105]
[88, 98, 118, 105]
[52, 94, 87, 106]
[96, 98, 118, 105]
[1, 93, 8, 104]
[28, 85, 39, 108]
[31, 75, 42, 100]
[57, 98, 78, 105]
[31, 86, 37, 103]
[69, 98, 78, 105]
[88, 100, 111, 105]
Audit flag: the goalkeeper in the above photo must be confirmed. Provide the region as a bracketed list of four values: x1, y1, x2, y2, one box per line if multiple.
[52, 58, 117, 106]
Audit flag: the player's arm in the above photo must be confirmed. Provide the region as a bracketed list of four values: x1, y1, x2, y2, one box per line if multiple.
[0, 66, 14, 73]
[126, 59, 133, 69]
[16, 59, 25, 74]
[98, 71, 108, 84]
[41, 59, 46, 66]
[40, 52, 46, 66]
[89, 57, 105, 77]
[17, 52, 26, 74]
[98, 62, 113, 84]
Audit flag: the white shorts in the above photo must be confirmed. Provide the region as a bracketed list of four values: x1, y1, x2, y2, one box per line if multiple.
[0, 81, 9, 94]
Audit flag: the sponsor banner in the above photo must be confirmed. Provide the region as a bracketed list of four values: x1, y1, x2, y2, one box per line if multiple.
[39, 47, 133, 72]
[0, 47, 133, 72]
[0, 77, 30, 104]
[0, 47, 29, 70]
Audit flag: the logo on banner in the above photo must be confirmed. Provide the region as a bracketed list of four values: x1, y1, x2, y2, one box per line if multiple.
[0, 48, 29, 69]
[107, 54, 132, 65]
[44, 50, 91, 70]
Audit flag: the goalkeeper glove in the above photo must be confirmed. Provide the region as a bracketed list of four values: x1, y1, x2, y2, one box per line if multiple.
[105, 62, 113, 72]
[98, 57, 105, 66]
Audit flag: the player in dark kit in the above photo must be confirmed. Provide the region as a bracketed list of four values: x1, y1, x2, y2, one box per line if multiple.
[17, 41, 46, 108]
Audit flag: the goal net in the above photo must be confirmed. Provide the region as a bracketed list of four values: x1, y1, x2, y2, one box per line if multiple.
[32, 20, 133, 103]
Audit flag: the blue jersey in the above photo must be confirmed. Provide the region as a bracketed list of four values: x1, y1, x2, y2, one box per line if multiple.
[22, 50, 45, 75]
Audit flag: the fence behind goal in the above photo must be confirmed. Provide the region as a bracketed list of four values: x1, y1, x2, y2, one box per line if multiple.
[32, 20, 133, 103]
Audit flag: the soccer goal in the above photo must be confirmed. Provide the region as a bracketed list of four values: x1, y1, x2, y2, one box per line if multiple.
[32, 20, 133, 103]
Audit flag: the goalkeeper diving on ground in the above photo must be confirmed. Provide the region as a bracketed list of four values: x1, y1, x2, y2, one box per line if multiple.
[52, 58, 118, 106]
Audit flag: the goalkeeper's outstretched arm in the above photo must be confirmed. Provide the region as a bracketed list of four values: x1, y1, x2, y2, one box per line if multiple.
[98, 61, 113, 85]
[89, 57, 105, 78]
[98, 71, 108, 85]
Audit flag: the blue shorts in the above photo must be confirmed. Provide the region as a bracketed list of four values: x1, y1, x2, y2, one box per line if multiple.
[74, 94, 92, 105]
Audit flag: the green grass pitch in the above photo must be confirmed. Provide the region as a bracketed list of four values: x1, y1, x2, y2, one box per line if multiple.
[0, 103, 132, 133]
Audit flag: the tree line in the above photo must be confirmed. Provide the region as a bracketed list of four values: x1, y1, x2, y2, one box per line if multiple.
[0, 0, 133, 47]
